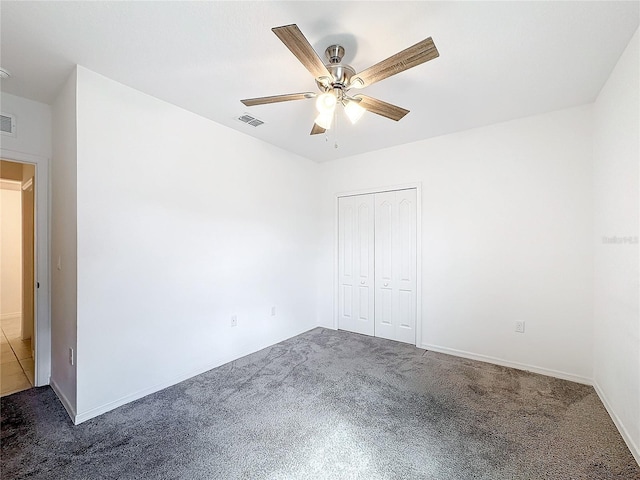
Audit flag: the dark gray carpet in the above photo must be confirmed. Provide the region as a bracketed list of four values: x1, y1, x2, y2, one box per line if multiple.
[1, 327, 638, 479]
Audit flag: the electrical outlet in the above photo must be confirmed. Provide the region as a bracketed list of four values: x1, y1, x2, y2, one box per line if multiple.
[231, 315, 238, 327]
[69, 347, 74, 365]
[271, 306, 276, 316]
[515, 321, 525, 334]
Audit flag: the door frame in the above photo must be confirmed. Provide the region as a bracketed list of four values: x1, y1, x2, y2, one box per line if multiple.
[1, 148, 51, 386]
[333, 183, 422, 347]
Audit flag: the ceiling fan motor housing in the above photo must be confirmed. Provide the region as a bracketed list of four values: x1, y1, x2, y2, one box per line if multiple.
[325, 44, 344, 63]
[320, 44, 355, 91]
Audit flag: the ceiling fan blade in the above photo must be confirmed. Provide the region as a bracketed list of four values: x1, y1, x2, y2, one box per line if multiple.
[241, 92, 315, 107]
[351, 37, 439, 88]
[310, 123, 326, 135]
[354, 95, 409, 121]
[272, 24, 331, 79]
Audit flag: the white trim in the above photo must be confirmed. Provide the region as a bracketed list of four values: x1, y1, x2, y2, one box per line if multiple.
[415, 185, 422, 348]
[50, 378, 76, 421]
[0, 312, 21, 320]
[73, 325, 316, 424]
[421, 343, 592, 385]
[593, 380, 640, 465]
[336, 182, 422, 198]
[333, 182, 423, 347]
[332, 194, 339, 330]
[75, 358, 239, 424]
[421, 342, 640, 464]
[1, 148, 51, 387]
[22, 177, 33, 191]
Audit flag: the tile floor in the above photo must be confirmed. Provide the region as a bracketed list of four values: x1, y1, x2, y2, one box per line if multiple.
[1, 316, 34, 397]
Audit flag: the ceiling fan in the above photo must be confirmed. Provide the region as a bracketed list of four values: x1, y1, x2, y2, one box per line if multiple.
[241, 24, 439, 135]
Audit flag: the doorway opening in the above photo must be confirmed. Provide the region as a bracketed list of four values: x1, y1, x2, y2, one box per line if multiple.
[1, 159, 36, 396]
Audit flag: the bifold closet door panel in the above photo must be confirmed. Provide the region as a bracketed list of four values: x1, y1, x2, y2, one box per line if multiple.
[338, 195, 375, 336]
[374, 189, 417, 344]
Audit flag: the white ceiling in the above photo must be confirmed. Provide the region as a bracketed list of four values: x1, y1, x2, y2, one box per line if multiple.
[1, 1, 638, 162]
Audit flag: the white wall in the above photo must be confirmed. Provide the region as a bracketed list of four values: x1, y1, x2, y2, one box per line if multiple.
[593, 28, 639, 462]
[73, 67, 320, 421]
[50, 69, 78, 415]
[318, 105, 594, 382]
[0, 185, 22, 317]
[0, 92, 52, 159]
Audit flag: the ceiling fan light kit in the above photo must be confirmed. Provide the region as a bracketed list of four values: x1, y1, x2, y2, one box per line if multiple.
[314, 111, 334, 130]
[240, 24, 439, 136]
[315, 92, 337, 113]
[344, 100, 366, 124]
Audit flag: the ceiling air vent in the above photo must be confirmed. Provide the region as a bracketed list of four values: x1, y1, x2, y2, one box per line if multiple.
[1, 113, 16, 137]
[237, 113, 264, 127]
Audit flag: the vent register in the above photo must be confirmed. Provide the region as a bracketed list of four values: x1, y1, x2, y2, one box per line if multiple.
[237, 113, 264, 127]
[1, 113, 16, 136]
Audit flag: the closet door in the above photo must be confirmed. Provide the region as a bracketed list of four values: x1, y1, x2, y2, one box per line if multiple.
[374, 189, 417, 344]
[338, 195, 375, 336]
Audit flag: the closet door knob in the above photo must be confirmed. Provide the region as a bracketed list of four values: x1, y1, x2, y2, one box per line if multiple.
[384, 282, 389, 287]
[360, 280, 365, 284]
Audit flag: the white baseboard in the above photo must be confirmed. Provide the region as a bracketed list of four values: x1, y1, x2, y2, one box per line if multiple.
[74, 357, 238, 424]
[74, 324, 317, 425]
[50, 378, 76, 422]
[0, 312, 21, 321]
[593, 380, 640, 466]
[421, 343, 592, 385]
